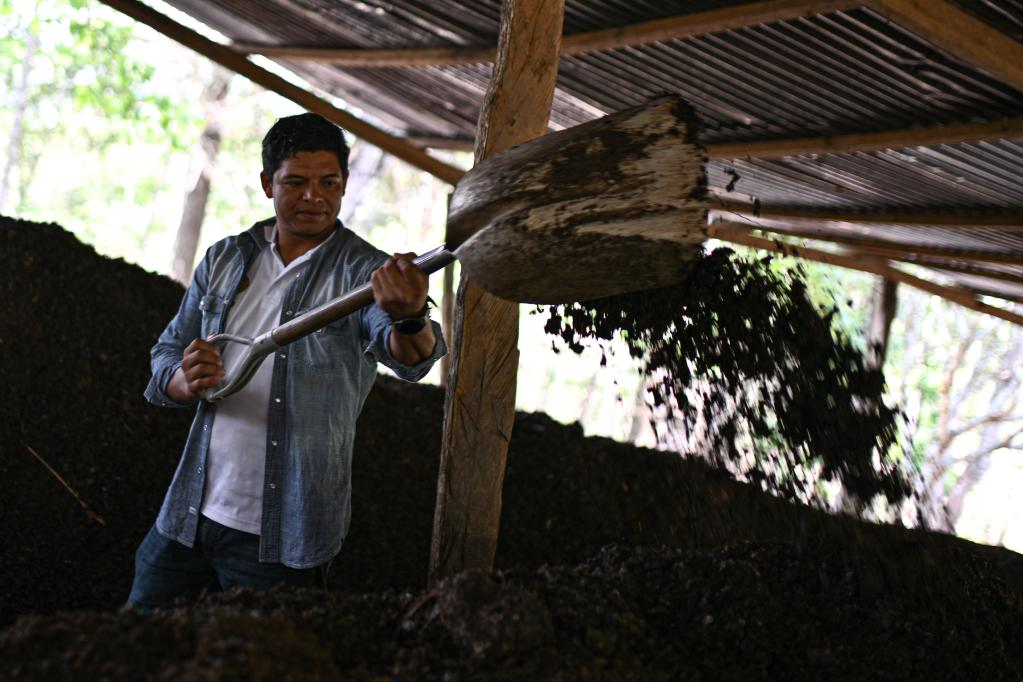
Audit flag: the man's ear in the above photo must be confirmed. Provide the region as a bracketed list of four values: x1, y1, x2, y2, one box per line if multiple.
[260, 171, 273, 198]
[340, 170, 349, 196]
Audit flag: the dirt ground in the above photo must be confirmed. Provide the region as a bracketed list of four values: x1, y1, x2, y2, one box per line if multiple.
[2, 216, 1022, 680]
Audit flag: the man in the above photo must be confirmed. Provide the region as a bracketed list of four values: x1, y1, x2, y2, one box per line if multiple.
[127, 113, 445, 611]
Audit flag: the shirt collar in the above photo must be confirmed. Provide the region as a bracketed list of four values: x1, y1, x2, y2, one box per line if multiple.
[263, 221, 340, 267]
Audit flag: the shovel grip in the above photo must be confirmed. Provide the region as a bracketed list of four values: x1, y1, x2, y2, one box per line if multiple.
[270, 246, 456, 347]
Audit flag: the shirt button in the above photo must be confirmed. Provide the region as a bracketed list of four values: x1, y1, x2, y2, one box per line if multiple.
[203, 425, 208, 431]
[196, 467, 202, 474]
[279, 353, 287, 359]
[285, 310, 293, 316]
[274, 398, 282, 403]
[271, 440, 278, 447]
[269, 483, 276, 490]
[188, 506, 197, 515]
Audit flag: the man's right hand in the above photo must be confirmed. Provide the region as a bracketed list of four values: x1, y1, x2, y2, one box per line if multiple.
[166, 338, 225, 403]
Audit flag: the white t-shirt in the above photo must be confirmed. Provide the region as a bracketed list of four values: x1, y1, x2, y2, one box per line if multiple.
[200, 226, 335, 534]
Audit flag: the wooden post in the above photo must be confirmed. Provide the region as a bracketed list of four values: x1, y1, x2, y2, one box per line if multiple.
[439, 261, 455, 386]
[429, 0, 564, 582]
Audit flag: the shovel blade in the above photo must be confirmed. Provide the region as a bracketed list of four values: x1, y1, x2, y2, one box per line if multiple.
[446, 95, 707, 304]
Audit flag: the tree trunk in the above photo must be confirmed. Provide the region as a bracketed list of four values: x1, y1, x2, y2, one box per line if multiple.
[626, 375, 649, 443]
[429, 0, 563, 583]
[339, 143, 385, 225]
[0, 26, 38, 215]
[944, 336, 1023, 528]
[866, 277, 898, 370]
[170, 70, 230, 283]
[944, 449, 993, 529]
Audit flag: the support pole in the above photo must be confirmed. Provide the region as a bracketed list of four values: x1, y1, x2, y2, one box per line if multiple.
[429, 0, 564, 582]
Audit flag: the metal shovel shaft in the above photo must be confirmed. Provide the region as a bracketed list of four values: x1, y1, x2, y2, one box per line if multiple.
[271, 245, 455, 346]
[205, 246, 455, 402]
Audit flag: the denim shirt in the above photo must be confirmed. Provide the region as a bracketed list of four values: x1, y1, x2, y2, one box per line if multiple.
[144, 219, 446, 569]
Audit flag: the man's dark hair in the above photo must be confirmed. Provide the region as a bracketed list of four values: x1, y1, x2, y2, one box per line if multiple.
[261, 113, 350, 178]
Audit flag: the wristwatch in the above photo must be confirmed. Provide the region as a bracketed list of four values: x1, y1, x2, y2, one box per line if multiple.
[392, 305, 430, 335]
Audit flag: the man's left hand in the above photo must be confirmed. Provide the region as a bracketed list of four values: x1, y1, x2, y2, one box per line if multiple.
[371, 252, 428, 319]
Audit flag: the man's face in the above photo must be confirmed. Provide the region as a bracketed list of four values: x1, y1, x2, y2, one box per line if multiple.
[260, 150, 347, 241]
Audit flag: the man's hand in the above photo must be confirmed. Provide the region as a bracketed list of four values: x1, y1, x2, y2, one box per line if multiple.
[372, 253, 436, 365]
[167, 338, 225, 403]
[371, 252, 428, 319]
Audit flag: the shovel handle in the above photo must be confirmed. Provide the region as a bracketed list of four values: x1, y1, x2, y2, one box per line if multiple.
[205, 247, 456, 402]
[270, 246, 456, 347]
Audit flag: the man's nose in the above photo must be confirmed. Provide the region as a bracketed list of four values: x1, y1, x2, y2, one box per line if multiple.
[302, 184, 323, 202]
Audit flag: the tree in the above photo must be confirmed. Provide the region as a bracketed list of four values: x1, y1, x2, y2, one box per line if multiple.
[0, 0, 204, 261]
[170, 68, 231, 283]
[0, 1, 38, 214]
[904, 299, 1023, 531]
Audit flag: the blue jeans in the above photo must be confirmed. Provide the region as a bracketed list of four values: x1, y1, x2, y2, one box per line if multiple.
[127, 516, 329, 612]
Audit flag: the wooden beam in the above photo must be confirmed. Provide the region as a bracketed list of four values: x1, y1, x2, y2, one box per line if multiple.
[712, 203, 1023, 230]
[959, 285, 1023, 306]
[562, 0, 861, 53]
[716, 224, 1023, 284]
[708, 117, 1023, 159]
[231, 42, 496, 66]
[867, 0, 1023, 93]
[232, 0, 859, 66]
[405, 135, 476, 152]
[430, 0, 564, 582]
[743, 223, 1023, 265]
[920, 261, 1023, 287]
[97, 0, 464, 186]
[709, 223, 1023, 326]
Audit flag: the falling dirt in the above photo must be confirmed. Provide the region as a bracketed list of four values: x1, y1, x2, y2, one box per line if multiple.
[541, 246, 910, 506]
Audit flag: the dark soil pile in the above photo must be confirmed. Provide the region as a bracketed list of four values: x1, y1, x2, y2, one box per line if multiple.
[2, 216, 1023, 680]
[4, 541, 1022, 680]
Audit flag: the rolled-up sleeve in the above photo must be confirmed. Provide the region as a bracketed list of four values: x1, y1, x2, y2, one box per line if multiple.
[361, 303, 447, 382]
[143, 251, 212, 408]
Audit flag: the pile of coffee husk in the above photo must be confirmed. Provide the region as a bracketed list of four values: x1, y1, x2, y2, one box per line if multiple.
[542, 246, 910, 506]
[2, 215, 1022, 681]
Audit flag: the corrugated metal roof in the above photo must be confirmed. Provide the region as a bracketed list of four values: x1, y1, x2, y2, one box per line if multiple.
[951, 0, 1023, 40]
[157, 0, 1023, 306]
[709, 140, 1023, 210]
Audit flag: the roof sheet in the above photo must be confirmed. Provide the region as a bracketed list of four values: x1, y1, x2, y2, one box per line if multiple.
[158, 0, 1023, 306]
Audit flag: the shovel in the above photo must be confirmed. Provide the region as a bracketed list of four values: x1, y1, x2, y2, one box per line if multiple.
[205, 94, 708, 402]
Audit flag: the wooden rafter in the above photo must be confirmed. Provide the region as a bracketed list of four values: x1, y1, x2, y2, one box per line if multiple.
[866, 0, 1023, 94]
[412, 116, 1023, 156]
[960, 285, 1023, 306]
[707, 117, 1023, 160]
[921, 262, 1023, 287]
[232, 0, 859, 66]
[405, 135, 475, 152]
[741, 223, 1023, 265]
[97, 0, 464, 185]
[711, 203, 1023, 230]
[230, 42, 494, 67]
[709, 223, 1023, 326]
